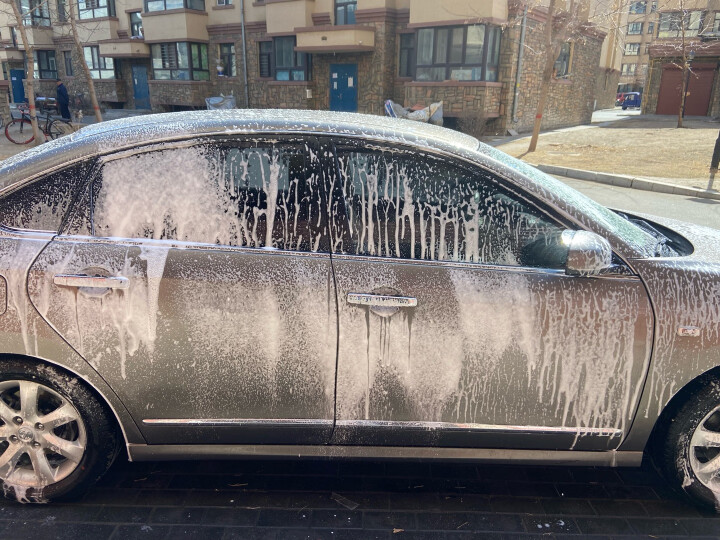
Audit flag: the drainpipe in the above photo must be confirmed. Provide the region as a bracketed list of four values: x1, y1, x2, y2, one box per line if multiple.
[511, 5, 528, 124]
[240, 0, 250, 108]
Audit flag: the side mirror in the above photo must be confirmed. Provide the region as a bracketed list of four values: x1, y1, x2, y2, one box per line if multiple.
[565, 230, 613, 277]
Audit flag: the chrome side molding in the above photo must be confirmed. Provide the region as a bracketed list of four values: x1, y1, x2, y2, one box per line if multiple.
[347, 293, 418, 308]
[54, 274, 129, 290]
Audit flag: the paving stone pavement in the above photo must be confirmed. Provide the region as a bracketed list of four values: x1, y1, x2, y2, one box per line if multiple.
[1, 459, 719, 539]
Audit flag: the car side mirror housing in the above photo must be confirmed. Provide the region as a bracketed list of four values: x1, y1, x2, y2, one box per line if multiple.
[565, 230, 613, 277]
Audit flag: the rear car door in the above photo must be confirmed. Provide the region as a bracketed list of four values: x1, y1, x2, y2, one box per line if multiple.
[28, 136, 338, 445]
[327, 140, 653, 451]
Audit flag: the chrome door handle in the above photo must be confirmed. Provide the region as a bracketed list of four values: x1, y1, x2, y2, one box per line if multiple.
[53, 274, 129, 290]
[347, 293, 417, 308]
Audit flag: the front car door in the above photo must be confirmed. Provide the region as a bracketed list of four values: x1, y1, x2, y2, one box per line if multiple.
[28, 136, 338, 445]
[327, 140, 653, 451]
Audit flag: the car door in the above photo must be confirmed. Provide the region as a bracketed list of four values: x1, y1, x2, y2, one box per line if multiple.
[327, 140, 653, 451]
[27, 136, 338, 445]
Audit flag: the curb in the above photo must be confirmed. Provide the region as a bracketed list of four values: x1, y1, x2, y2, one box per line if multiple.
[535, 164, 720, 201]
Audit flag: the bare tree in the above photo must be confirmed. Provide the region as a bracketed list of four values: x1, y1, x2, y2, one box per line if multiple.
[66, 1, 103, 122]
[0, 0, 46, 145]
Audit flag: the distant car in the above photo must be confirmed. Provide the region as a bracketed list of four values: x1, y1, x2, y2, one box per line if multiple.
[622, 92, 642, 109]
[615, 92, 626, 106]
[1, 110, 720, 509]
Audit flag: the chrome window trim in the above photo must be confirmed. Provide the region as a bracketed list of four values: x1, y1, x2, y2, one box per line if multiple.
[143, 418, 333, 427]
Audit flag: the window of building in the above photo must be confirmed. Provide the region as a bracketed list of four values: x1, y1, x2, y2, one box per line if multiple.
[554, 42, 572, 78]
[258, 41, 272, 78]
[415, 24, 501, 82]
[647, 22, 654, 34]
[274, 37, 310, 81]
[218, 43, 235, 77]
[151, 42, 209, 81]
[625, 43, 640, 55]
[145, 0, 204, 12]
[651, 1, 657, 12]
[714, 12, 720, 32]
[130, 12, 143, 37]
[20, 0, 51, 26]
[398, 33, 415, 78]
[628, 22, 643, 34]
[644, 43, 650, 54]
[217, 0, 232, 5]
[34, 50, 57, 79]
[84, 46, 118, 79]
[78, 0, 115, 19]
[335, 0, 356, 25]
[629, 1, 646, 14]
[57, 0, 67, 22]
[658, 11, 705, 38]
[621, 63, 637, 75]
[63, 50, 73, 76]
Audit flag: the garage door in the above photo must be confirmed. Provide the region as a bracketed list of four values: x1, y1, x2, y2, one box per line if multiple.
[657, 64, 716, 116]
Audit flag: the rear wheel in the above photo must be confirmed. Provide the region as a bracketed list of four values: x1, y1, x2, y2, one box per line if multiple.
[5, 119, 34, 145]
[660, 380, 720, 509]
[0, 359, 120, 502]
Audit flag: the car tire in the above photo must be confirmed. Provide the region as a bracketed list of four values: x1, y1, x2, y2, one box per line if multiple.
[661, 380, 720, 509]
[0, 358, 121, 502]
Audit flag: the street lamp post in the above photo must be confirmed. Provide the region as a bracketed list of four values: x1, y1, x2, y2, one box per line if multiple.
[681, 50, 696, 119]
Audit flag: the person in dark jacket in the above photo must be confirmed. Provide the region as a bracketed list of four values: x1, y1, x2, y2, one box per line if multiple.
[56, 79, 71, 120]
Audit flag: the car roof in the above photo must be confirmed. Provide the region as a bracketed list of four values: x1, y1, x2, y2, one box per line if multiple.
[0, 109, 480, 190]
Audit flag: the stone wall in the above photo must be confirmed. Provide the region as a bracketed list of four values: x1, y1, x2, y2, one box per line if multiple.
[149, 81, 212, 110]
[403, 83, 502, 118]
[594, 68, 620, 110]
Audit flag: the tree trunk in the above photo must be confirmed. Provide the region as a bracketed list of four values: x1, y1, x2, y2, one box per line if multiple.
[68, 3, 103, 122]
[676, 0, 687, 129]
[6, 0, 44, 145]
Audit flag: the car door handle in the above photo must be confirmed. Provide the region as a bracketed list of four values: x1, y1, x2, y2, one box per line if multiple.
[347, 293, 417, 308]
[53, 274, 129, 290]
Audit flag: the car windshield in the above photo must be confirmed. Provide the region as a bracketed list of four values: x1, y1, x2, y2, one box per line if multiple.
[478, 143, 658, 257]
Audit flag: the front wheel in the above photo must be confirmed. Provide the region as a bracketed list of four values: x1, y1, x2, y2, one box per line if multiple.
[5, 119, 34, 145]
[660, 381, 720, 509]
[0, 359, 120, 502]
[48, 120, 70, 140]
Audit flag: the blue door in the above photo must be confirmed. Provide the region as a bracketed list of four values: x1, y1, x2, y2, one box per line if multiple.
[132, 65, 150, 110]
[329, 64, 357, 112]
[10, 69, 25, 104]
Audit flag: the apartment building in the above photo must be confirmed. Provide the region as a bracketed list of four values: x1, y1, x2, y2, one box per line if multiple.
[0, 0, 608, 134]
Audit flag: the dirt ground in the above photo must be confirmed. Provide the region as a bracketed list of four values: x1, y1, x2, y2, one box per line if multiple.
[494, 116, 718, 189]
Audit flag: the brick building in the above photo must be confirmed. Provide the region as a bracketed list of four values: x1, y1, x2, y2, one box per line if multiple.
[1, 0, 607, 134]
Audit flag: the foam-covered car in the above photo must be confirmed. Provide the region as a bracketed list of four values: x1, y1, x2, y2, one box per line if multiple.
[0, 111, 719, 508]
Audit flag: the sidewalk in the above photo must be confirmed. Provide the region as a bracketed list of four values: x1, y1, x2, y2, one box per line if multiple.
[489, 111, 719, 192]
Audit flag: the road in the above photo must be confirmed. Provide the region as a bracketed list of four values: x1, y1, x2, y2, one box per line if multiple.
[559, 177, 720, 230]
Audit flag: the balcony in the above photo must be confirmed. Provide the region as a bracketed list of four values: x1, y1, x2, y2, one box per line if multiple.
[295, 25, 375, 52]
[265, 0, 313, 34]
[76, 19, 120, 43]
[142, 9, 209, 42]
[0, 48, 25, 62]
[408, 0, 508, 27]
[19, 26, 54, 47]
[99, 39, 151, 58]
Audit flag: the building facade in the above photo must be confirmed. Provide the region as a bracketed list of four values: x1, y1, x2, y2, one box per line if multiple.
[1, 0, 607, 134]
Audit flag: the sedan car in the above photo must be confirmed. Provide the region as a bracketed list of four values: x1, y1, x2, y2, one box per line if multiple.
[0, 110, 719, 508]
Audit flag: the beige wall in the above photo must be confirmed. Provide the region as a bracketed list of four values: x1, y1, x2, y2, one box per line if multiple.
[409, 0, 508, 25]
[143, 12, 209, 41]
[266, 1, 313, 33]
[296, 27, 375, 49]
[77, 21, 119, 43]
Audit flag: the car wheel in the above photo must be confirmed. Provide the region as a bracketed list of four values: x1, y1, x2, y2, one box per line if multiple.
[661, 380, 720, 509]
[0, 359, 120, 502]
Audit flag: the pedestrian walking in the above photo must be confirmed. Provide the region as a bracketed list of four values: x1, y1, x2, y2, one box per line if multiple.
[56, 78, 71, 121]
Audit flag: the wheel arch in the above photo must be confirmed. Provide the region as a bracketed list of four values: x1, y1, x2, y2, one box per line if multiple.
[0, 353, 144, 458]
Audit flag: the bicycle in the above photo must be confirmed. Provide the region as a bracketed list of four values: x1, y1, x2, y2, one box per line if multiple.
[5, 104, 74, 144]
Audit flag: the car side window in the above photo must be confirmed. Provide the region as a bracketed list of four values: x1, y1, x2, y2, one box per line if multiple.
[83, 139, 327, 252]
[0, 163, 92, 233]
[335, 146, 569, 268]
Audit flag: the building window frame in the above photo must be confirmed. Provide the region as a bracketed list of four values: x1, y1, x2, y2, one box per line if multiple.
[647, 22, 654, 34]
[627, 22, 643, 34]
[35, 50, 57, 79]
[130, 12, 143, 37]
[714, 12, 720, 32]
[78, 0, 116, 19]
[84, 45, 118, 79]
[151, 42, 209, 81]
[335, 0, 356, 25]
[57, 0, 67, 22]
[398, 33, 415, 78]
[20, 0, 51, 26]
[144, 0, 205, 12]
[414, 24, 501, 83]
[258, 40, 272, 78]
[63, 50, 73, 76]
[621, 63, 637, 75]
[217, 43, 235, 77]
[554, 42, 572, 78]
[658, 10, 706, 38]
[629, 1, 646, 14]
[625, 43, 640, 55]
[273, 36, 310, 81]
[217, 0, 232, 4]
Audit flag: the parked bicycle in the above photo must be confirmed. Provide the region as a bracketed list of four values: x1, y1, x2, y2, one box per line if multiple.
[5, 104, 74, 144]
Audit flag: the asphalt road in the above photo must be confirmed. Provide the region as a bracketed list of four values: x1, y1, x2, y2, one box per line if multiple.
[559, 177, 720, 230]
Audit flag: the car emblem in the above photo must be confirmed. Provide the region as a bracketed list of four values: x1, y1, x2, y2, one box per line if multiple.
[17, 427, 33, 442]
[677, 326, 700, 337]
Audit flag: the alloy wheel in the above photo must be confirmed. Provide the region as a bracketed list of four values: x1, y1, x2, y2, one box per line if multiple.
[689, 404, 720, 493]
